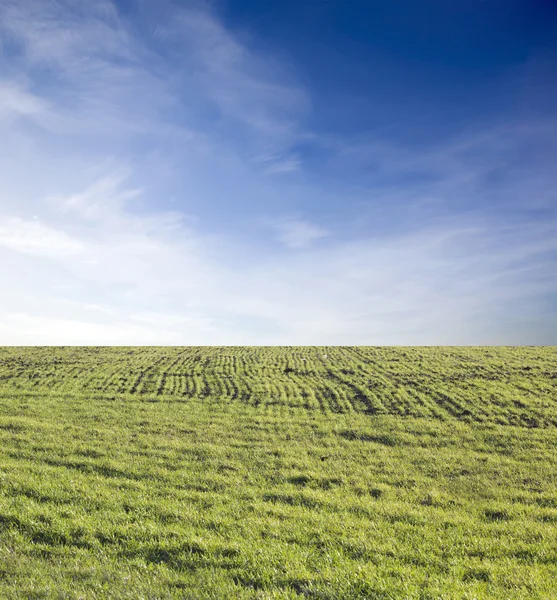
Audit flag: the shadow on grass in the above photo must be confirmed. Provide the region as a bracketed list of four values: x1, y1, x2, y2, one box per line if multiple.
[338, 430, 400, 446]
[262, 492, 322, 509]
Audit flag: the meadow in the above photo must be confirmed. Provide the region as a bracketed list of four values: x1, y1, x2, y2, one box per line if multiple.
[0, 346, 556, 599]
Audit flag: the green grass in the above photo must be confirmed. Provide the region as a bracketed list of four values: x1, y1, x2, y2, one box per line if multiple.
[0, 346, 556, 599]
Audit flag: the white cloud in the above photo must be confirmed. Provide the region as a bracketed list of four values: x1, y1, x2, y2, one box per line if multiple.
[0, 172, 555, 344]
[0, 216, 84, 258]
[0, 1, 555, 344]
[53, 172, 143, 223]
[0, 81, 48, 121]
[254, 152, 302, 175]
[273, 218, 330, 249]
[0, 312, 180, 345]
[0, 0, 134, 70]
[171, 6, 310, 145]
[0, 0, 183, 139]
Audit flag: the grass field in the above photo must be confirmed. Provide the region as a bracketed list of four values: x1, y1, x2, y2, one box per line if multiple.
[0, 346, 556, 599]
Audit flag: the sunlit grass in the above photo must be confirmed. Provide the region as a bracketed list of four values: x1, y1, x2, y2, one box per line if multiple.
[0, 347, 556, 598]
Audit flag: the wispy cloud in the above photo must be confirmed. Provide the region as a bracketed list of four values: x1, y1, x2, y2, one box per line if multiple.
[0, 217, 84, 258]
[272, 218, 329, 249]
[0, 0, 181, 139]
[0, 80, 50, 122]
[254, 152, 302, 175]
[2, 171, 555, 344]
[0, 0, 555, 344]
[53, 172, 143, 223]
[0, 313, 180, 346]
[167, 5, 310, 147]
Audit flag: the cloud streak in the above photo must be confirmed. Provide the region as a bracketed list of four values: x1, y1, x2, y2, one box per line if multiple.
[0, 0, 555, 344]
[2, 172, 555, 345]
[272, 218, 329, 249]
[0, 217, 85, 258]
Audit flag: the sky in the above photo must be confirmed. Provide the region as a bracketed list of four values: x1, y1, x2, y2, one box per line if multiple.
[0, 0, 555, 345]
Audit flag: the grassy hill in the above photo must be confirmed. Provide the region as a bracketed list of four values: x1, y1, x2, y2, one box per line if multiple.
[0, 347, 556, 598]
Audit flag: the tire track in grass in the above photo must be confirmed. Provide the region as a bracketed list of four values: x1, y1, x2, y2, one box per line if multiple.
[324, 367, 386, 414]
[156, 349, 189, 397]
[1, 347, 557, 427]
[352, 347, 466, 420]
[317, 381, 345, 413]
[424, 383, 491, 423]
[285, 370, 320, 412]
[335, 348, 399, 415]
[469, 378, 557, 427]
[368, 369, 437, 419]
[129, 350, 161, 395]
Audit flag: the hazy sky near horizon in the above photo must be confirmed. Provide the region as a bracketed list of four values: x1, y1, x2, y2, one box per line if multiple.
[0, 0, 556, 344]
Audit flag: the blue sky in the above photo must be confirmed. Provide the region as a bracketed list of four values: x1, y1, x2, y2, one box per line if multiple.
[0, 0, 555, 344]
